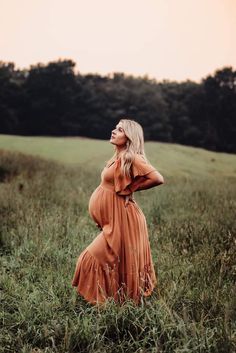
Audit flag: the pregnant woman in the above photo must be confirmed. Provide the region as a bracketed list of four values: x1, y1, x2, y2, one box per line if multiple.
[72, 119, 164, 305]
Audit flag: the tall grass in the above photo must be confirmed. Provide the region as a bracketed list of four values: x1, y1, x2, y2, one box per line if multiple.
[0, 149, 236, 353]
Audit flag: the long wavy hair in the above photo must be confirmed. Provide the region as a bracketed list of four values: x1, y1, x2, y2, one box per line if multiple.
[107, 119, 148, 177]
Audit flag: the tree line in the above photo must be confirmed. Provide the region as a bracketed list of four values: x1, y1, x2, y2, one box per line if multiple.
[0, 59, 235, 153]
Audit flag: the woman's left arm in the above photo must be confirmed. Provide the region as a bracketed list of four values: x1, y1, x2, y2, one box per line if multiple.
[124, 171, 164, 206]
[130, 171, 164, 192]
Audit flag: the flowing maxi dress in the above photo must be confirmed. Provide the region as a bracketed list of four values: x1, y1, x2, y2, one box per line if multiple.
[72, 154, 158, 305]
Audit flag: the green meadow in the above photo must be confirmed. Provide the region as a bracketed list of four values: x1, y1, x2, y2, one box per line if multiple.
[0, 135, 236, 353]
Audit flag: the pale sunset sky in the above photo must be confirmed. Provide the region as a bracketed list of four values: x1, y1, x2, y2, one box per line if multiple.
[1, 0, 236, 82]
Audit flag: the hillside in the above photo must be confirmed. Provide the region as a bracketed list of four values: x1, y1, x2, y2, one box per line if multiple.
[0, 134, 236, 181]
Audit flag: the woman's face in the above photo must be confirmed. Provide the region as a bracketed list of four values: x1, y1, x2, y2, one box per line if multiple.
[110, 122, 128, 147]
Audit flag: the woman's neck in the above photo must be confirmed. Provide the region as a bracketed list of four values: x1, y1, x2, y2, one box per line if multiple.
[116, 145, 126, 157]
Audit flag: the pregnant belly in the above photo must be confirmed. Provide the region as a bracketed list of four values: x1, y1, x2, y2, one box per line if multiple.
[89, 186, 99, 212]
[88, 185, 115, 228]
[88, 186, 105, 226]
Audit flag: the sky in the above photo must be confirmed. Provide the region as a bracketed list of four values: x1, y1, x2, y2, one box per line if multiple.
[1, 0, 236, 82]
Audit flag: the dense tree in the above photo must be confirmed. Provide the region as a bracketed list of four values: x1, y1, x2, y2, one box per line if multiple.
[0, 61, 24, 134]
[0, 60, 235, 153]
[201, 68, 236, 152]
[19, 60, 77, 135]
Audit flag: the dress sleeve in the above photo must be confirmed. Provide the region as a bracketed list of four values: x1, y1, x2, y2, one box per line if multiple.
[114, 158, 132, 195]
[114, 155, 156, 195]
[131, 154, 156, 178]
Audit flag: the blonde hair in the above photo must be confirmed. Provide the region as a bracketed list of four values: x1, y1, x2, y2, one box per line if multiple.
[107, 119, 148, 177]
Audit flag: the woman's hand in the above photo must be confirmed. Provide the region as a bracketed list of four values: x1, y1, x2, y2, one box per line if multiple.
[125, 193, 134, 207]
[96, 223, 102, 231]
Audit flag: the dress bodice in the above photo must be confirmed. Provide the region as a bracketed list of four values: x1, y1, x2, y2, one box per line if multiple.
[100, 162, 116, 191]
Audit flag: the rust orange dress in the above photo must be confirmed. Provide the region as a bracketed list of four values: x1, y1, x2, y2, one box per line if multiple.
[72, 154, 158, 305]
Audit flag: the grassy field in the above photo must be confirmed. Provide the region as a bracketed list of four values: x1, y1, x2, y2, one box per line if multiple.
[0, 135, 236, 353]
[0, 134, 236, 179]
